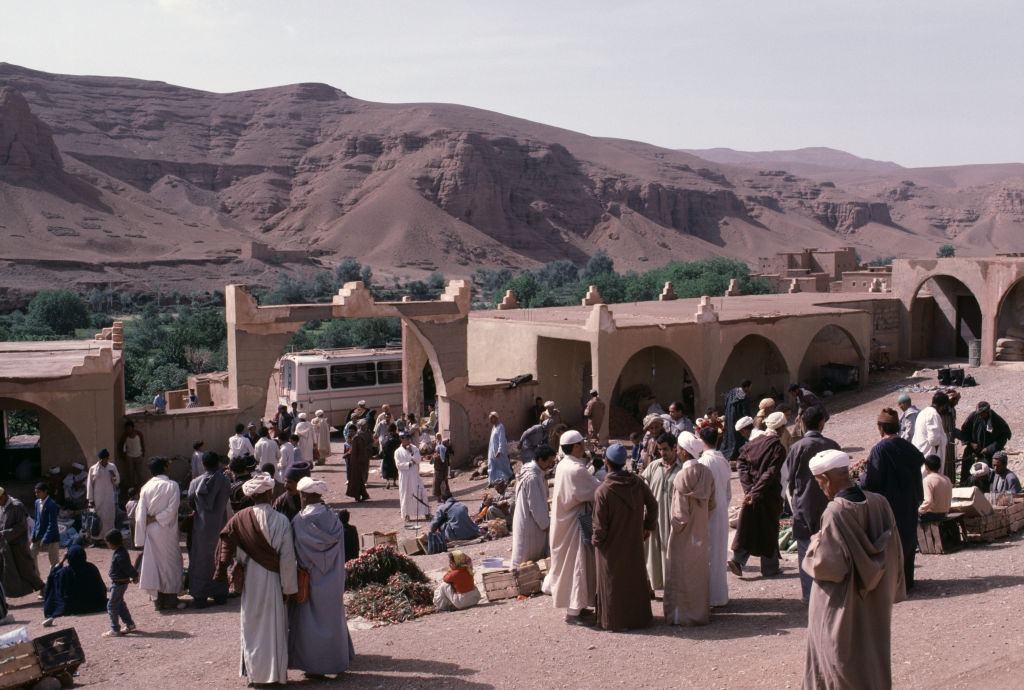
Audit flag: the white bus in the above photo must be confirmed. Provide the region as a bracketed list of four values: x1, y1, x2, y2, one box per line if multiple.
[276, 348, 404, 427]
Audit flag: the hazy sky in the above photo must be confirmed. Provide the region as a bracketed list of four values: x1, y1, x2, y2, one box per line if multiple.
[2, 0, 1021, 167]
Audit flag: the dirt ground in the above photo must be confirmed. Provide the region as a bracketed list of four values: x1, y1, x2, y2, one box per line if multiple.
[4, 362, 1024, 689]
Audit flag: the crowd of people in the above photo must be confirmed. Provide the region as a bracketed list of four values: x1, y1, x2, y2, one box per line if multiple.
[1, 380, 1020, 687]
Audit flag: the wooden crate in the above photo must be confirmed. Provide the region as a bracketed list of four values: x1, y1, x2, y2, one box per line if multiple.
[0, 642, 42, 690]
[360, 531, 398, 550]
[398, 537, 423, 556]
[33, 628, 84, 676]
[963, 508, 1010, 543]
[482, 570, 519, 602]
[536, 558, 549, 575]
[917, 514, 963, 554]
[513, 562, 543, 596]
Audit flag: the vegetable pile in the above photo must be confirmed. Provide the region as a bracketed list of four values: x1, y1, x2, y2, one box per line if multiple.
[348, 573, 435, 623]
[345, 545, 435, 624]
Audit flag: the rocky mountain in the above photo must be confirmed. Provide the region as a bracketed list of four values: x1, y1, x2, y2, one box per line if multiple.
[1, 63, 1022, 303]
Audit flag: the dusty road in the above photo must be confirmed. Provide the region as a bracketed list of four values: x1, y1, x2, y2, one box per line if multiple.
[4, 363, 1023, 688]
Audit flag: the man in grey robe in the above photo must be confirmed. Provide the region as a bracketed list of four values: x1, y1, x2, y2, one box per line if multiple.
[289, 477, 354, 677]
[518, 419, 552, 464]
[187, 451, 230, 608]
[511, 445, 557, 567]
[0, 488, 43, 597]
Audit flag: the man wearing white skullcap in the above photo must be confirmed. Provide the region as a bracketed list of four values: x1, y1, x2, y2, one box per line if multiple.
[215, 471, 297, 685]
[803, 447, 904, 690]
[290, 471, 353, 675]
[545, 425, 600, 625]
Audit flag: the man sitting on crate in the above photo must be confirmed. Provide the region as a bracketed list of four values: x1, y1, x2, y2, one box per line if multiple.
[919, 455, 953, 522]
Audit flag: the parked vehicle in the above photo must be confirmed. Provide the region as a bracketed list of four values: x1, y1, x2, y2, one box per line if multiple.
[276, 347, 403, 427]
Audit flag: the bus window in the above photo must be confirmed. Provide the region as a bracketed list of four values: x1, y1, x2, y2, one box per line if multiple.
[307, 366, 328, 391]
[377, 360, 403, 385]
[330, 362, 376, 389]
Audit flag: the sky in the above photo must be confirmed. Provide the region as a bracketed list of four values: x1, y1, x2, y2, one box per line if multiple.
[2, 0, 1021, 167]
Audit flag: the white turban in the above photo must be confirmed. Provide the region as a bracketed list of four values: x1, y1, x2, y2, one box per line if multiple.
[297, 476, 328, 495]
[734, 416, 754, 432]
[48, 467, 60, 476]
[677, 431, 704, 459]
[809, 449, 851, 476]
[544, 400, 555, 408]
[559, 429, 584, 446]
[315, 409, 324, 417]
[241, 473, 276, 497]
[642, 414, 663, 430]
[970, 461, 991, 478]
[764, 411, 788, 430]
[298, 412, 308, 421]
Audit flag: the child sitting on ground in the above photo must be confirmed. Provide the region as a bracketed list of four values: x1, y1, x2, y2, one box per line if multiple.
[103, 529, 138, 638]
[433, 550, 481, 612]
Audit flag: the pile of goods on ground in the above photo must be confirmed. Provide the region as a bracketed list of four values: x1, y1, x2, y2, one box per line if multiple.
[345, 545, 435, 624]
[996, 336, 1024, 361]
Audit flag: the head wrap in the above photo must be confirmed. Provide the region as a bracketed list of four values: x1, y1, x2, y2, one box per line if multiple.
[971, 461, 991, 478]
[764, 411, 787, 430]
[315, 409, 325, 417]
[809, 449, 851, 476]
[48, 467, 60, 476]
[298, 412, 308, 421]
[758, 397, 776, 412]
[297, 476, 328, 495]
[357, 400, 367, 407]
[877, 408, 899, 425]
[559, 429, 584, 446]
[450, 550, 473, 574]
[285, 461, 312, 481]
[0, 487, 5, 497]
[97, 449, 110, 460]
[643, 414, 662, 430]
[605, 444, 628, 466]
[734, 416, 754, 431]
[677, 431, 704, 459]
[544, 401, 555, 409]
[241, 473, 275, 497]
[897, 393, 911, 404]
[590, 389, 599, 396]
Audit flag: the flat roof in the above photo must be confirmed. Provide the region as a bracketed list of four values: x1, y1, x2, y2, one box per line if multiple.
[470, 292, 890, 328]
[0, 340, 120, 382]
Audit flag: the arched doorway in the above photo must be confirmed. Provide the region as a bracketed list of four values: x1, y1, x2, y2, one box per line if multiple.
[798, 325, 864, 393]
[421, 362, 437, 416]
[910, 276, 982, 359]
[714, 335, 789, 408]
[610, 347, 698, 436]
[996, 279, 1024, 361]
[1, 397, 88, 485]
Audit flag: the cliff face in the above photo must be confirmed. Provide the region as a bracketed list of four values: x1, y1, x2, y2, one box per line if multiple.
[0, 62, 1022, 298]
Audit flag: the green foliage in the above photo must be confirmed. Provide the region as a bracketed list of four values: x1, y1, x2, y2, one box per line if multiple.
[488, 255, 768, 308]
[25, 290, 90, 336]
[937, 244, 956, 258]
[867, 256, 895, 267]
[5, 410, 39, 437]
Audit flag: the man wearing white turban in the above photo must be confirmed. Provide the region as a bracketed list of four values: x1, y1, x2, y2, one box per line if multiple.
[803, 448, 904, 690]
[289, 476, 353, 676]
[215, 473, 297, 685]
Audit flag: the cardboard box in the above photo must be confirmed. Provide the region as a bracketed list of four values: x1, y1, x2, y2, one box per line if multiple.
[360, 531, 398, 550]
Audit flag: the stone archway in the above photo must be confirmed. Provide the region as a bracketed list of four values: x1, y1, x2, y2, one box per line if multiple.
[995, 277, 1024, 361]
[909, 275, 982, 359]
[609, 346, 698, 436]
[0, 396, 90, 481]
[713, 335, 790, 408]
[797, 325, 865, 392]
